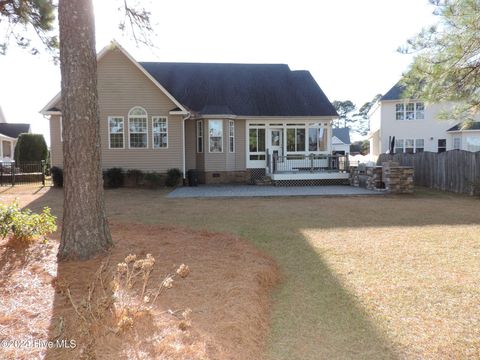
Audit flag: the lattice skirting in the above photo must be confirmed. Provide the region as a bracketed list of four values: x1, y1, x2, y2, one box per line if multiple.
[273, 179, 350, 186]
[248, 168, 266, 184]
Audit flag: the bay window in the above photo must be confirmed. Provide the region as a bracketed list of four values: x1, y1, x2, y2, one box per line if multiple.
[197, 120, 203, 153]
[229, 120, 235, 153]
[209, 119, 223, 152]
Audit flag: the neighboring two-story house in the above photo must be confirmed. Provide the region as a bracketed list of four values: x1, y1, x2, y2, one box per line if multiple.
[368, 82, 480, 158]
[41, 41, 341, 184]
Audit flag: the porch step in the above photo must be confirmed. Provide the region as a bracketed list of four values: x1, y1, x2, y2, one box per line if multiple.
[254, 175, 273, 186]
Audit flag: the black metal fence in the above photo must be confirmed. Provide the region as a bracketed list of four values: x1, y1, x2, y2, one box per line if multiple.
[0, 161, 50, 186]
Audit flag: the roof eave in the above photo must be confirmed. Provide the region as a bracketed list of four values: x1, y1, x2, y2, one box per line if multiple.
[40, 40, 188, 115]
[0, 133, 18, 140]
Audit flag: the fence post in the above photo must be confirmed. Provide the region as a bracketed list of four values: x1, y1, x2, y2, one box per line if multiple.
[41, 160, 46, 186]
[0, 162, 2, 186]
[11, 160, 15, 186]
[310, 153, 314, 172]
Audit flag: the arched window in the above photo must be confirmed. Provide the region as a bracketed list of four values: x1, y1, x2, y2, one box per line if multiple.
[128, 107, 148, 148]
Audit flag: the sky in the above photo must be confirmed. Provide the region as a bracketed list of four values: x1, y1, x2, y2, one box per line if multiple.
[0, 0, 438, 144]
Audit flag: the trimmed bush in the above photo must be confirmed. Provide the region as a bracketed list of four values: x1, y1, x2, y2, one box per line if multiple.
[14, 133, 48, 163]
[144, 172, 164, 188]
[165, 168, 182, 187]
[125, 169, 144, 187]
[50, 167, 63, 187]
[104, 167, 124, 188]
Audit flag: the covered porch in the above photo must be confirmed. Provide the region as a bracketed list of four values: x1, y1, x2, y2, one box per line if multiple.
[246, 119, 352, 181]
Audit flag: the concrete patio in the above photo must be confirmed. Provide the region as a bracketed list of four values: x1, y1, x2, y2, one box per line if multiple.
[167, 185, 383, 198]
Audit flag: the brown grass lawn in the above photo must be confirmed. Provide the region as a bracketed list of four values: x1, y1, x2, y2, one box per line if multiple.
[1, 185, 480, 359]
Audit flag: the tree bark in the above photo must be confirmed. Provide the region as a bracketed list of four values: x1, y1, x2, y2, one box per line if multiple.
[57, 0, 112, 260]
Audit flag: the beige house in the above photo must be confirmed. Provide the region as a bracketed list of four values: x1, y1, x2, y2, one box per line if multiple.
[41, 41, 342, 184]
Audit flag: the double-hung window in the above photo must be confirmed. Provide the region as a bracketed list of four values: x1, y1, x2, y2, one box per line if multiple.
[415, 139, 424, 153]
[395, 139, 404, 154]
[152, 117, 168, 149]
[208, 119, 223, 152]
[229, 120, 235, 153]
[197, 120, 203, 153]
[108, 116, 124, 148]
[405, 139, 414, 154]
[128, 107, 148, 148]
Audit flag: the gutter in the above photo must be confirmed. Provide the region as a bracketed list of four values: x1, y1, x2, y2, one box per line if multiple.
[182, 112, 192, 180]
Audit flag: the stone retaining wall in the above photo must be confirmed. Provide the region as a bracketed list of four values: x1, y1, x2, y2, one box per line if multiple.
[349, 162, 414, 194]
[382, 161, 414, 194]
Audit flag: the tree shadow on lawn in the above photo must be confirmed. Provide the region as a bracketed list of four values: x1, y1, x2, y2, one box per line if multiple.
[16, 188, 480, 360]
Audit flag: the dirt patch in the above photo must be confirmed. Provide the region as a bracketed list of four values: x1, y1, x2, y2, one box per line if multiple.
[0, 222, 279, 360]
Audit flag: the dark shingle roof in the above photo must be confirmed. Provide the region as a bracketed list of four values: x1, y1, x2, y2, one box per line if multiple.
[447, 121, 480, 132]
[0, 123, 30, 138]
[381, 82, 406, 101]
[332, 127, 351, 144]
[139, 62, 338, 117]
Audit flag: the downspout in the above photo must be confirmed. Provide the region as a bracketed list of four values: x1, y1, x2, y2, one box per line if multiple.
[182, 112, 192, 181]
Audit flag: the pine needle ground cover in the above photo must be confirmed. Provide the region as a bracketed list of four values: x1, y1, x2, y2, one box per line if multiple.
[1, 186, 479, 359]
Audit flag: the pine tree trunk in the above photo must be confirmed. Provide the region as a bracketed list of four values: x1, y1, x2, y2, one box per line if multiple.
[57, 0, 113, 260]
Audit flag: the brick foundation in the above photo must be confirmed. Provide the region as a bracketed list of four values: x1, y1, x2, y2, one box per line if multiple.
[201, 171, 250, 184]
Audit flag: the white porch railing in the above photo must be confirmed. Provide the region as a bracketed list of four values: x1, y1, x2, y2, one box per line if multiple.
[267, 151, 351, 174]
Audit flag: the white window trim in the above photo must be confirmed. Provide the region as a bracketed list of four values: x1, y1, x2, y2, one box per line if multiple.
[152, 116, 168, 149]
[197, 120, 203, 153]
[60, 116, 63, 142]
[128, 106, 148, 149]
[395, 101, 424, 121]
[248, 126, 266, 161]
[208, 119, 223, 153]
[453, 137, 462, 150]
[395, 138, 425, 153]
[229, 120, 235, 153]
[286, 127, 307, 154]
[108, 116, 125, 149]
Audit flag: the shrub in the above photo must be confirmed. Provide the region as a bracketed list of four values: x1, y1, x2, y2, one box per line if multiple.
[50, 166, 63, 187]
[58, 254, 190, 337]
[14, 133, 48, 163]
[125, 169, 144, 187]
[165, 168, 182, 187]
[104, 167, 124, 188]
[0, 202, 57, 242]
[144, 172, 163, 188]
